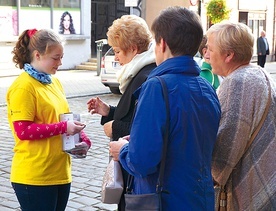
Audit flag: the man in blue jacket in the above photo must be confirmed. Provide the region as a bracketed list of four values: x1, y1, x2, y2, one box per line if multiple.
[110, 6, 221, 210]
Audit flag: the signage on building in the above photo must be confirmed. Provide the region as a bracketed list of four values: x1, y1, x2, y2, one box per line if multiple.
[125, 0, 138, 7]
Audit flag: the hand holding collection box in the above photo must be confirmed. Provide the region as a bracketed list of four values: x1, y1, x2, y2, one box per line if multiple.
[60, 113, 87, 158]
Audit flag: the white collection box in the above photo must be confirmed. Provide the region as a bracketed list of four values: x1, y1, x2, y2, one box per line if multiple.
[59, 113, 81, 151]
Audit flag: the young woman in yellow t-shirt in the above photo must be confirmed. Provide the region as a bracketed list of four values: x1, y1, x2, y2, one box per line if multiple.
[6, 29, 91, 211]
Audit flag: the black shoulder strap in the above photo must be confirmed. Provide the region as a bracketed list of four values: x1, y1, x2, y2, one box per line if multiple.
[126, 76, 171, 194]
[156, 76, 170, 193]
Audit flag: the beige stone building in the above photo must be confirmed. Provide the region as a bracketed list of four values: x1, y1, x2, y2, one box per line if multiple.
[0, 0, 275, 71]
[141, 0, 275, 61]
[142, 0, 191, 28]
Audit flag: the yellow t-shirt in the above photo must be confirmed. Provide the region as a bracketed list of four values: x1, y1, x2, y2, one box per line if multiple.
[6, 72, 72, 185]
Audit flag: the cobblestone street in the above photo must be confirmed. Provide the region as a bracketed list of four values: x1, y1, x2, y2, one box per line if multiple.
[0, 94, 121, 211]
[0, 61, 275, 210]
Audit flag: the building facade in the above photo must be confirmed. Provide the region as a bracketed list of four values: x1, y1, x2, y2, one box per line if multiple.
[199, 0, 276, 61]
[0, 0, 91, 70]
[144, 0, 275, 62]
[0, 0, 275, 71]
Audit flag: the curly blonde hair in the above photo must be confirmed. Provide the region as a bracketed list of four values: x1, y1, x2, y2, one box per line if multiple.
[107, 15, 152, 54]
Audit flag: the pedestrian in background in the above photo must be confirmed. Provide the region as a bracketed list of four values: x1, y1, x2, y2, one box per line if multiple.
[257, 30, 270, 67]
[7, 28, 91, 211]
[206, 21, 276, 210]
[109, 6, 221, 210]
[87, 15, 156, 210]
[198, 35, 220, 89]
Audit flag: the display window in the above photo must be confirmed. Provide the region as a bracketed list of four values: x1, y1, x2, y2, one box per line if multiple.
[0, 0, 81, 37]
[0, 0, 17, 36]
[54, 9, 81, 35]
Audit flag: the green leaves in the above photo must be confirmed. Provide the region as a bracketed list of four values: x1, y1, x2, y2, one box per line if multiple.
[206, 0, 230, 24]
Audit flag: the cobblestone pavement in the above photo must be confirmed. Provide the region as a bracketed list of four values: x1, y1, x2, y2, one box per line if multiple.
[0, 68, 121, 210]
[0, 61, 276, 210]
[0, 94, 121, 211]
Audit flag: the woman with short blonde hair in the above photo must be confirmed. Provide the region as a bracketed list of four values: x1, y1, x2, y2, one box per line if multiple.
[207, 21, 254, 64]
[87, 15, 156, 210]
[206, 21, 276, 210]
[107, 15, 152, 53]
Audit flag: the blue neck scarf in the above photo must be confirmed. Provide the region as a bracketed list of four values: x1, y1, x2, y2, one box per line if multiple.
[24, 63, 52, 84]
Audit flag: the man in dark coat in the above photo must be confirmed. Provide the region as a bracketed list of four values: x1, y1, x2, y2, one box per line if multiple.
[257, 30, 269, 68]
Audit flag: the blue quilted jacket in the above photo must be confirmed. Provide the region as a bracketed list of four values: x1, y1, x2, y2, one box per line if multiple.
[120, 56, 221, 210]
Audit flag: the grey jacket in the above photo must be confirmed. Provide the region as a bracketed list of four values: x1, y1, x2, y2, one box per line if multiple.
[212, 64, 276, 210]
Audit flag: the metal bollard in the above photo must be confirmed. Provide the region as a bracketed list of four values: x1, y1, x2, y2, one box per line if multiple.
[95, 39, 107, 76]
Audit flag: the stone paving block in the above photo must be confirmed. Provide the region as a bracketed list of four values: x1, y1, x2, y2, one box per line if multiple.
[68, 192, 79, 200]
[64, 206, 76, 211]
[0, 92, 120, 210]
[93, 203, 117, 211]
[71, 195, 96, 206]
[0, 200, 20, 210]
[80, 189, 99, 198]
[66, 200, 87, 210]
[0, 207, 20, 211]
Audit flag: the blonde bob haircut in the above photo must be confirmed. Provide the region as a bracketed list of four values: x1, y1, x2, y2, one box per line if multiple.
[107, 15, 152, 53]
[206, 21, 254, 63]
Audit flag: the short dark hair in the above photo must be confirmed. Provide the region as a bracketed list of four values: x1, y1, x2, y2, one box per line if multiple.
[151, 6, 203, 56]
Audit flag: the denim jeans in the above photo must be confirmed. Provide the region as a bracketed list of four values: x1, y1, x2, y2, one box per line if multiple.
[12, 182, 71, 211]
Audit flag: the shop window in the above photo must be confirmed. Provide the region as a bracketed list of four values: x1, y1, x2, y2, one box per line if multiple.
[21, 0, 50, 7]
[0, 0, 81, 38]
[0, 1, 17, 36]
[247, 12, 266, 56]
[0, 0, 16, 6]
[20, 1, 51, 31]
[53, 0, 81, 35]
[239, 12, 248, 25]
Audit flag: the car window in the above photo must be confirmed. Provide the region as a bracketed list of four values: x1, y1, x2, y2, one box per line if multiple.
[106, 48, 115, 56]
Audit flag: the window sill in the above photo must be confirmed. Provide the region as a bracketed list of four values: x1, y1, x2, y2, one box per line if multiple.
[60, 35, 90, 40]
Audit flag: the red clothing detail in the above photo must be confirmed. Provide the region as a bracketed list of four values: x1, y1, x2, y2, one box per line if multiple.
[13, 121, 67, 140]
[13, 121, 91, 148]
[80, 130, 92, 148]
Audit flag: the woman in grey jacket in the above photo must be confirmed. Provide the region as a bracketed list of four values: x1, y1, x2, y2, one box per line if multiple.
[206, 21, 276, 210]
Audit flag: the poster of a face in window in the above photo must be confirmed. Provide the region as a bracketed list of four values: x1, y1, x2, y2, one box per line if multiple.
[55, 10, 80, 35]
[0, 6, 80, 36]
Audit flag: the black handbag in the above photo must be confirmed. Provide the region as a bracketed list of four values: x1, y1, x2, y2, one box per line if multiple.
[124, 175, 162, 211]
[124, 76, 170, 211]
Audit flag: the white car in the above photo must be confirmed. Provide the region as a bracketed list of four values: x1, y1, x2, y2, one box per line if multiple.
[100, 48, 122, 94]
[100, 47, 202, 94]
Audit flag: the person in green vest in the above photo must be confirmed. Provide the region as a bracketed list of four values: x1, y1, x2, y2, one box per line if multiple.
[198, 35, 220, 89]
